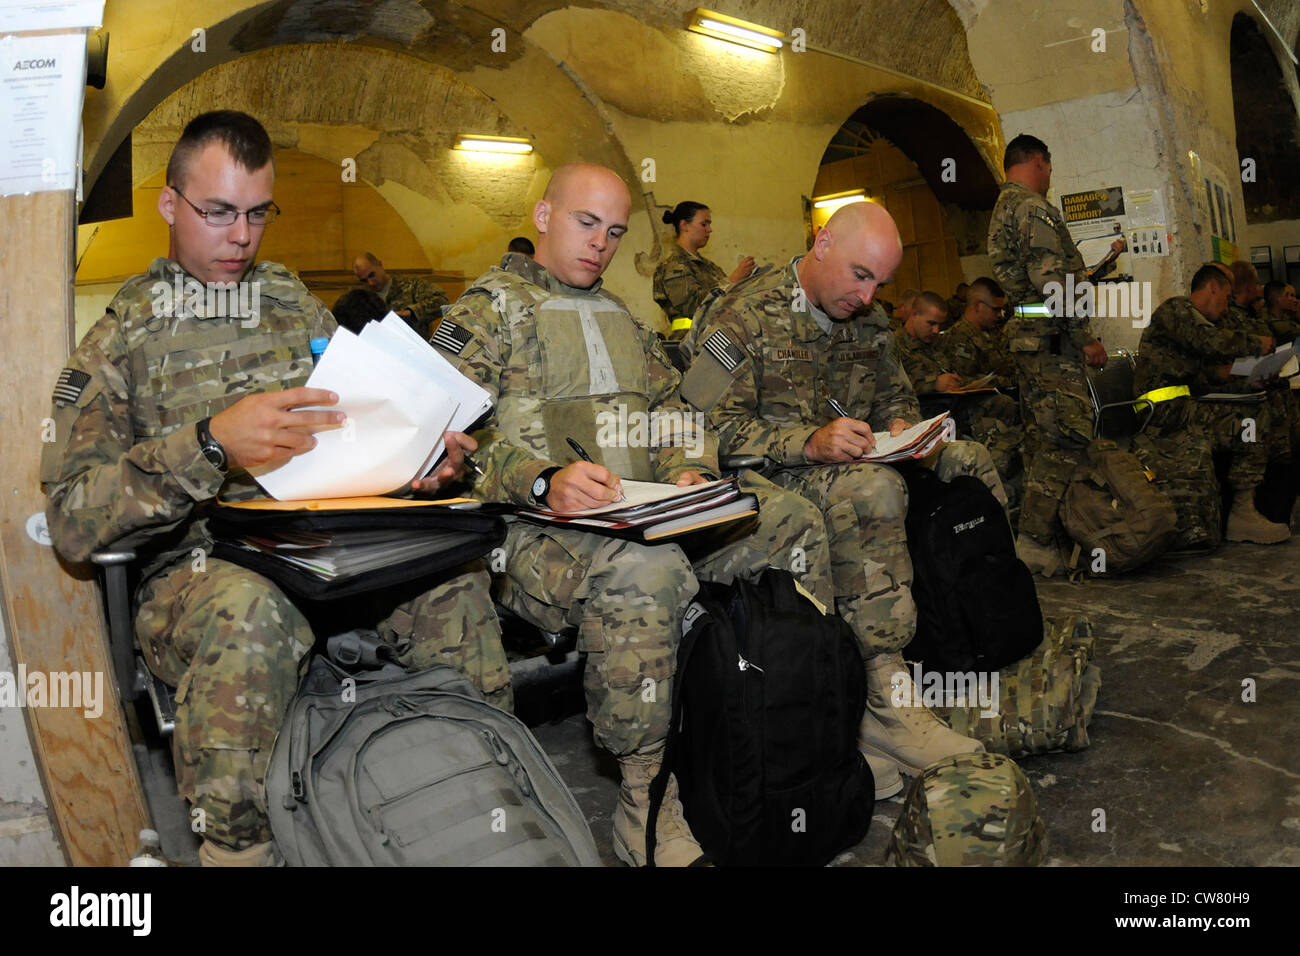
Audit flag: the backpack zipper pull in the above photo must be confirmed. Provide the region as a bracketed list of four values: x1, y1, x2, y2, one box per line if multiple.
[737, 653, 764, 674]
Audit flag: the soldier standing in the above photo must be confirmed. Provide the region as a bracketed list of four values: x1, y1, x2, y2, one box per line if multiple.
[987, 134, 1122, 575]
[679, 201, 998, 781]
[353, 251, 449, 340]
[41, 112, 509, 866]
[652, 201, 755, 337]
[433, 164, 841, 865]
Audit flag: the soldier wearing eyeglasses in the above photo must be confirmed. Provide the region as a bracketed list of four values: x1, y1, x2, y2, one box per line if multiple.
[40, 111, 508, 867]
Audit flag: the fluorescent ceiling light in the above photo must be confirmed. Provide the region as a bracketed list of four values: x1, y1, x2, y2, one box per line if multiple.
[454, 135, 533, 155]
[687, 8, 784, 52]
[813, 191, 869, 210]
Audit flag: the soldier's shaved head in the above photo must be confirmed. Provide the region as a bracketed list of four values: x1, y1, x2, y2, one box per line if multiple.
[798, 201, 904, 320]
[534, 163, 631, 288]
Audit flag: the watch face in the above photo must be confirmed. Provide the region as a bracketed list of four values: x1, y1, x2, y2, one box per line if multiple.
[203, 444, 226, 470]
[532, 475, 548, 499]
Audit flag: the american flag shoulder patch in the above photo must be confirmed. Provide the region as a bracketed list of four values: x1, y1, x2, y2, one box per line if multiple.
[701, 329, 746, 374]
[431, 319, 473, 356]
[52, 368, 91, 407]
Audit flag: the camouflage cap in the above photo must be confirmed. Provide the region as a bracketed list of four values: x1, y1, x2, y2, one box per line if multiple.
[887, 751, 1047, 866]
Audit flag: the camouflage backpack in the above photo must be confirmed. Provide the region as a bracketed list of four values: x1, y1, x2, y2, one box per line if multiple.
[887, 752, 1047, 866]
[1130, 431, 1222, 553]
[934, 614, 1101, 756]
[1061, 438, 1177, 574]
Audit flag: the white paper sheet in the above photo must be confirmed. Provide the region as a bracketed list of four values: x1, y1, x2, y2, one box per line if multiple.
[0, 31, 86, 195]
[0, 0, 103, 32]
[250, 327, 459, 499]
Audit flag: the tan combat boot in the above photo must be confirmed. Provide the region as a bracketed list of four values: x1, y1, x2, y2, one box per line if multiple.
[858, 738, 904, 800]
[1015, 533, 1062, 578]
[611, 745, 707, 867]
[198, 840, 277, 867]
[858, 653, 984, 775]
[1225, 497, 1290, 544]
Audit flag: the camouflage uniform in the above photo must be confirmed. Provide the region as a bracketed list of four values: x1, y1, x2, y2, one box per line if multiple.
[988, 180, 1096, 545]
[1222, 301, 1297, 459]
[1134, 295, 1270, 499]
[384, 273, 450, 341]
[892, 328, 946, 395]
[40, 258, 508, 852]
[1267, 310, 1300, 344]
[434, 253, 832, 756]
[651, 244, 729, 334]
[680, 259, 1006, 662]
[937, 319, 1024, 505]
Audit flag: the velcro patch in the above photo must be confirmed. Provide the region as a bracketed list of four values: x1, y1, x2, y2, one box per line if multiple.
[52, 368, 90, 407]
[431, 319, 473, 355]
[701, 329, 746, 374]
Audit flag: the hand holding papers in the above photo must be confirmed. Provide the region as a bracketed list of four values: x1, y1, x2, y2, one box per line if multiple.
[851, 413, 951, 463]
[1229, 344, 1298, 388]
[252, 314, 492, 500]
[809, 406, 951, 464]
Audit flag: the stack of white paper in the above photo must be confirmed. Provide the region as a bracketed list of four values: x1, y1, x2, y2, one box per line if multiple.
[252, 314, 492, 500]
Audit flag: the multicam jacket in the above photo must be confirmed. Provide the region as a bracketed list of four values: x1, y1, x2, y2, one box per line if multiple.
[652, 243, 729, 325]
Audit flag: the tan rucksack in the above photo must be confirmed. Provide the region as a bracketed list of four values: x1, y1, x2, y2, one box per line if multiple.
[1061, 438, 1177, 574]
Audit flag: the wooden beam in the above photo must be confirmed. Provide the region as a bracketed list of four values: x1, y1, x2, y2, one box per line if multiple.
[0, 189, 150, 866]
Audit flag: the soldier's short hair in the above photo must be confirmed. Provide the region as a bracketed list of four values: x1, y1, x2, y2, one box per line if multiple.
[165, 110, 274, 190]
[663, 201, 709, 235]
[1263, 280, 1287, 309]
[914, 291, 947, 315]
[1229, 259, 1258, 289]
[1003, 134, 1050, 172]
[332, 288, 389, 334]
[1191, 263, 1232, 293]
[507, 236, 535, 256]
[969, 277, 1004, 301]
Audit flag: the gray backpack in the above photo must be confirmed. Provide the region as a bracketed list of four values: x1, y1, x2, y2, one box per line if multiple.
[266, 652, 601, 866]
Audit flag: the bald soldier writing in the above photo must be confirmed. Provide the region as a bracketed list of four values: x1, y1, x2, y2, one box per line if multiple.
[431, 162, 840, 864]
[680, 201, 1006, 783]
[40, 111, 507, 866]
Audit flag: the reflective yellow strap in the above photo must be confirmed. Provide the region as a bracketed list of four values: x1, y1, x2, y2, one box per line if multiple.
[1013, 303, 1052, 318]
[1134, 385, 1190, 406]
[671, 316, 693, 332]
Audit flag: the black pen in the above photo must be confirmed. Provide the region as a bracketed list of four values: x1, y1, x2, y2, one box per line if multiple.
[567, 436, 623, 503]
[827, 397, 852, 419]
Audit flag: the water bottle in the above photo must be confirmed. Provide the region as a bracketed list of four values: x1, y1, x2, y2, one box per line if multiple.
[128, 828, 167, 867]
[310, 336, 329, 366]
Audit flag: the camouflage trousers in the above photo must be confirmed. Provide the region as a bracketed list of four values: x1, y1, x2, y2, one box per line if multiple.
[955, 392, 1023, 511]
[494, 471, 832, 757]
[1149, 396, 1270, 494]
[1011, 350, 1093, 545]
[773, 441, 1006, 661]
[135, 558, 508, 852]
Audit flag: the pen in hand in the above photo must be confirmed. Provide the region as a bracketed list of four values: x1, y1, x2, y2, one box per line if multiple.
[566, 436, 623, 503]
[827, 397, 852, 419]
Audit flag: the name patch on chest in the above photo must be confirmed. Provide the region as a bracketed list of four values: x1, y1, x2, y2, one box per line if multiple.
[831, 348, 876, 363]
[768, 347, 814, 362]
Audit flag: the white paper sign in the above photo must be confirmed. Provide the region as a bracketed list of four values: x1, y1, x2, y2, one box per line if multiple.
[0, 31, 85, 195]
[0, 0, 103, 32]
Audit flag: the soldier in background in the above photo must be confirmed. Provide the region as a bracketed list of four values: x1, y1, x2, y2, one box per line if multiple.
[889, 288, 920, 333]
[433, 164, 843, 864]
[653, 200, 755, 337]
[987, 133, 1122, 576]
[1134, 264, 1287, 543]
[507, 235, 535, 258]
[680, 201, 997, 782]
[352, 251, 449, 340]
[1263, 281, 1299, 342]
[894, 291, 961, 395]
[945, 282, 968, 328]
[41, 111, 508, 866]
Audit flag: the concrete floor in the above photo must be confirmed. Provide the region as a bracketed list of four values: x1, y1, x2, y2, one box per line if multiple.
[142, 534, 1300, 867]
[532, 536, 1300, 867]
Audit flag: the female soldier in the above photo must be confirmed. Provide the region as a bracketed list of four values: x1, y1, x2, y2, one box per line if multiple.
[653, 201, 754, 335]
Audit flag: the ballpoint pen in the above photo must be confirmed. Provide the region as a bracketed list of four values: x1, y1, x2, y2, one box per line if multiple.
[827, 397, 852, 419]
[567, 436, 623, 502]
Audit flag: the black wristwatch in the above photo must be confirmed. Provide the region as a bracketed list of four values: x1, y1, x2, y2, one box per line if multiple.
[196, 417, 228, 473]
[531, 466, 561, 506]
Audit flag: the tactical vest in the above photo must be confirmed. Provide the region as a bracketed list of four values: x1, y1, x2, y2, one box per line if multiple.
[473, 270, 658, 482]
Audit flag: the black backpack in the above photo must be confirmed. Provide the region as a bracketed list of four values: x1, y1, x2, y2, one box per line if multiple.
[902, 467, 1043, 673]
[649, 569, 873, 867]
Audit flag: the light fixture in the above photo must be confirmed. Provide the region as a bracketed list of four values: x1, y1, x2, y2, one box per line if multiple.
[686, 8, 784, 52]
[454, 135, 533, 155]
[812, 190, 869, 211]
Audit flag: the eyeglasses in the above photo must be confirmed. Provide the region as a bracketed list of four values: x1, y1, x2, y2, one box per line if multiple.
[976, 300, 1009, 316]
[171, 185, 281, 226]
